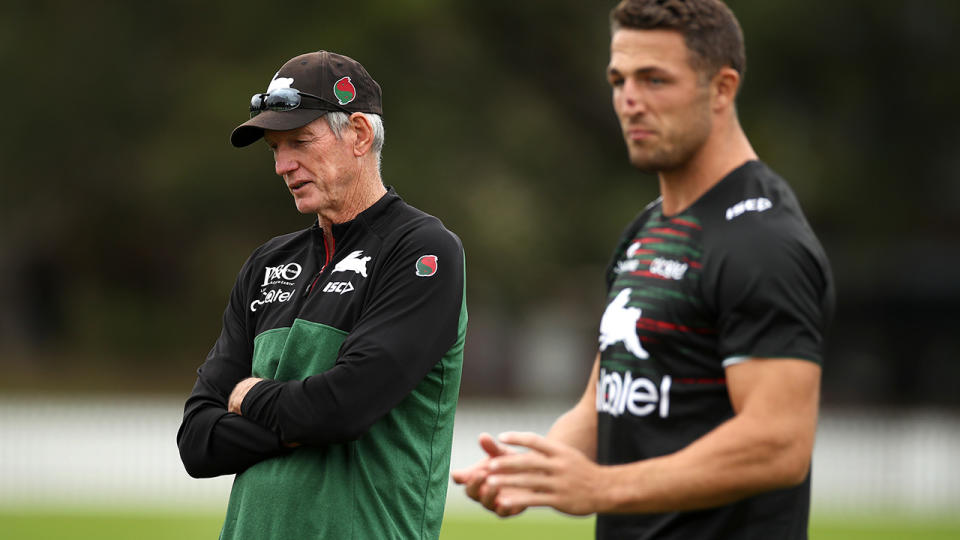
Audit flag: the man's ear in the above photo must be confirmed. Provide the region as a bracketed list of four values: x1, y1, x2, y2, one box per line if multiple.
[350, 113, 374, 157]
[710, 67, 741, 113]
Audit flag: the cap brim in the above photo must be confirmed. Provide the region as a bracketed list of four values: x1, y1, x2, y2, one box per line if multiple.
[230, 108, 330, 147]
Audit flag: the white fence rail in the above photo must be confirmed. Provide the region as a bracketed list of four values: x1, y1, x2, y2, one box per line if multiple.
[1, 396, 958, 516]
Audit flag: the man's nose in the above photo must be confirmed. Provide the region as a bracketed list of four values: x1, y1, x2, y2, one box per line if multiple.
[274, 151, 297, 176]
[620, 80, 646, 115]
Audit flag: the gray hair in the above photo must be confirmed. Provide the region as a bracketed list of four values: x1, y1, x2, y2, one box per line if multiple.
[325, 112, 385, 171]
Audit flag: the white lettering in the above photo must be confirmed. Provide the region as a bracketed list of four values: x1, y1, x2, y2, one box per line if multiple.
[262, 262, 303, 286]
[615, 259, 640, 274]
[322, 281, 355, 295]
[725, 197, 773, 221]
[649, 257, 688, 280]
[596, 368, 672, 418]
[250, 287, 296, 312]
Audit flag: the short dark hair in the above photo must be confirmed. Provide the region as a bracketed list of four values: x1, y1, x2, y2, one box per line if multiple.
[610, 0, 746, 80]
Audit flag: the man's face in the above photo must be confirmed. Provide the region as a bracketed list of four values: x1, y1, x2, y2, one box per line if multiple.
[608, 29, 713, 173]
[264, 116, 358, 216]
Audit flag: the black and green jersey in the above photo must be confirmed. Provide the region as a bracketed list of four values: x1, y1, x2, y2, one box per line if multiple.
[177, 188, 467, 540]
[596, 161, 834, 540]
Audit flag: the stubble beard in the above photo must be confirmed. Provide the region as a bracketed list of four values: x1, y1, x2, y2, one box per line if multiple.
[627, 117, 711, 174]
[625, 92, 714, 174]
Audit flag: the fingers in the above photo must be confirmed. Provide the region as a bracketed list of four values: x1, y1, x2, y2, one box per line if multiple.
[450, 468, 471, 484]
[488, 472, 553, 492]
[228, 377, 262, 414]
[465, 469, 490, 502]
[451, 432, 510, 488]
[479, 432, 509, 458]
[495, 489, 550, 517]
[453, 431, 559, 517]
[497, 431, 559, 456]
[489, 451, 552, 475]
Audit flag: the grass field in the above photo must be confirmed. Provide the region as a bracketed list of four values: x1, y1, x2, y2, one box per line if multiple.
[2, 509, 960, 539]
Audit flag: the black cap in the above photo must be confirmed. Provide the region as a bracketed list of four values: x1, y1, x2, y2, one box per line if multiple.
[230, 51, 383, 147]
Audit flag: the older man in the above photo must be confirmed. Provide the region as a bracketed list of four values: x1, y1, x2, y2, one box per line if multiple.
[453, 1, 834, 539]
[177, 50, 467, 540]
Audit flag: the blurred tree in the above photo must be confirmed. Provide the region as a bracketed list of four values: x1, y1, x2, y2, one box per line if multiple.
[1, 0, 958, 404]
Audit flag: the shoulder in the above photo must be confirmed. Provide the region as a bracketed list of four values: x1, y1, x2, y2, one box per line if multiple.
[242, 225, 314, 264]
[696, 162, 824, 261]
[694, 162, 833, 303]
[375, 197, 463, 254]
[235, 224, 313, 260]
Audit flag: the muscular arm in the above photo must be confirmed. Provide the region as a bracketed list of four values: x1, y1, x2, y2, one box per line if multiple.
[597, 357, 820, 512]
[488, 357, 821, 515]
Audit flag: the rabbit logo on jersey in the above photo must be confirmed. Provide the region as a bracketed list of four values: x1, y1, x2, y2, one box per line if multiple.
[599, 288, 649, 359]
[597, 288, 670, 418]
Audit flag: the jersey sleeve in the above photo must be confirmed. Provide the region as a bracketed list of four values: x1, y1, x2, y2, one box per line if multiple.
[176, 255, 289, 478]
[239, 223, 466, 446]
[703, 220, 833, 366]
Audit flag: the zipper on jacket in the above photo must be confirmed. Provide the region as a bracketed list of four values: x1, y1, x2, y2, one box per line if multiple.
[303, 231, 335, 298]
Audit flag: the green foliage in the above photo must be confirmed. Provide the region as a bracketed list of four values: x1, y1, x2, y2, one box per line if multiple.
[3, 1, 960, 399]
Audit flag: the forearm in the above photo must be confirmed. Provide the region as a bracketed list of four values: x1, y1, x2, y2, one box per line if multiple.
[178, 378, 287, 478]
[599, 407, 814, 513]
[546, 353, 600, 460]
[546, 401, 597, 461]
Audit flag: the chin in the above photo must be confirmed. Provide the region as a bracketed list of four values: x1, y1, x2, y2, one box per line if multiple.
[293, 199, 321, 215]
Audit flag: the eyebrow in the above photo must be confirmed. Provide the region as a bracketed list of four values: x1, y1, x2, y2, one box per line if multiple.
[608, 66, 670, 78]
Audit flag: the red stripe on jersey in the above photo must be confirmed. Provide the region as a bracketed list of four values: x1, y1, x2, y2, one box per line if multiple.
[637, 317, 715, 334]
[630, 270, 668, 280]
[669, 218, 702, 230]
[647, 227, 689, 238]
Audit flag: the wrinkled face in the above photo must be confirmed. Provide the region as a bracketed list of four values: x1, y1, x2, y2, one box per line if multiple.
[264, 116, 357, 216]
[608, 29, 713, 173]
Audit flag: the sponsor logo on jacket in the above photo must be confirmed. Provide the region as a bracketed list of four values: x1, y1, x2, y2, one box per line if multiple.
[253, 261, 302, 311]
[262, 262, 302, 287]
[251, 288, 295, 312]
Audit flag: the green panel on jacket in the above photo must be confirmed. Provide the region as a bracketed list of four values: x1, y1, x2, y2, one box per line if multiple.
[220, 299, 465, 539]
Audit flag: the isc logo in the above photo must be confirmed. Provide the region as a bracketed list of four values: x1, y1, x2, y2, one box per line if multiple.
[322, 281, 355, 295]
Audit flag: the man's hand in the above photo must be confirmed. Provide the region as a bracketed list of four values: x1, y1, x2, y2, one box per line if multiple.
[484, 432, 605, 517]
[228, 377, 263, 415]
[451, 433, 529, 517]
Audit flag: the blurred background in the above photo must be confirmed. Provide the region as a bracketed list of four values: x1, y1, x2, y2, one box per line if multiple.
[2, 0, 959, 536]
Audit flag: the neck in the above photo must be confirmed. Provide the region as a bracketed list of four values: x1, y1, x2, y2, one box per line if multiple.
[658, 117, 757, 216]
[316, 157, 386, 238]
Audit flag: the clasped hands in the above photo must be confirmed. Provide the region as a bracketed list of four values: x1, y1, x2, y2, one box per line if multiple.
[451, 432, 604, 517]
